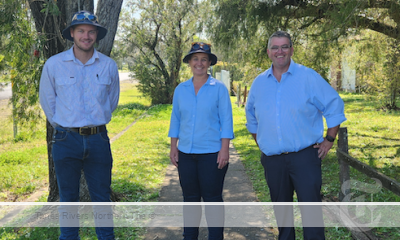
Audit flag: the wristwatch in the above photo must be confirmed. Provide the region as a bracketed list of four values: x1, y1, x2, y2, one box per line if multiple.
[326, 135, 335, 142]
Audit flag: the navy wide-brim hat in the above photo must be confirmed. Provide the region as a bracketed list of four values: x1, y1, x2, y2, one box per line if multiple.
[62, 11, 108, 41]
[183, 42, 218, 66]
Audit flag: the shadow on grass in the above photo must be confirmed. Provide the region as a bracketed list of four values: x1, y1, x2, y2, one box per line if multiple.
[350, 132, 400, 142]
[112, 178, 161, 202]
[113, 102, 150, 116]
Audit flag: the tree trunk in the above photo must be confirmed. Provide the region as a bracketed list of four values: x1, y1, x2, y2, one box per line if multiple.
[46, 120, 59, 202]
[96, 0, 124, 56]
[29, 0, 122, 203]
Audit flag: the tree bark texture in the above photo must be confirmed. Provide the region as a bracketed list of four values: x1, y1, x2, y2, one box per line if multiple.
[29, 0, 122, 202]
[96, 0, 123, 56]
[45, 120, 58, 202]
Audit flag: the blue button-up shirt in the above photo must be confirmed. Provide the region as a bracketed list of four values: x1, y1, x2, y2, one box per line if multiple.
[39, 47, 120, 128]
[245, 60, 346, 156]
[168, 76, 234, 154]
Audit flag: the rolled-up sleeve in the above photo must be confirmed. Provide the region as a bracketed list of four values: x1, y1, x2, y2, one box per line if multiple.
[245, 85, 258, 134]
[311, 71, 347, 128]
[168, 87, 180, 138]
[218, 85, 234, 139]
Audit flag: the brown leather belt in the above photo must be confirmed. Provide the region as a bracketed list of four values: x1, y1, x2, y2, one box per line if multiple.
[273, 143, 319, 156]
[66, 125, 107, 135]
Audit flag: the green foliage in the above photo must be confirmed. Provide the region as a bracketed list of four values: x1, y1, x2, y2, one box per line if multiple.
[40, 0, 61, 16]
[0, 54, 4, 73]
[119, 0, 207, 104]
[382, 38, 400, 109]
[209, 0, 400, 105]
[341, 30, 400, 109]
[0, 1, 45, 128]
[211, 0, 400, 44]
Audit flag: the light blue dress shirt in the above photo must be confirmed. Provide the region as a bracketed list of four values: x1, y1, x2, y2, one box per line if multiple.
[168, 76, 234, 154]
[245, 60, 346, 156]
[39, 47, 120, 128]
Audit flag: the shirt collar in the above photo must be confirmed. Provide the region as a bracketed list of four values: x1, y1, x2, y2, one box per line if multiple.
[266, 59, 296, 77]
[183, 75, 215, 86]
[62, 46, 99, 65]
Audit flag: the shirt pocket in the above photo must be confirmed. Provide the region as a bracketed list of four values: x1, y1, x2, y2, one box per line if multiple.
[55, 77, 77, 86]
[55, 77, 77, 108]
[93, 75, 111, 103]
[95, 75, 111, 85]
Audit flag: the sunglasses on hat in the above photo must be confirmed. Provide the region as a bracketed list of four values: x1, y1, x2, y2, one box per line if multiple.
[72, 12, 98, 23]
[191, 42, 211, 52]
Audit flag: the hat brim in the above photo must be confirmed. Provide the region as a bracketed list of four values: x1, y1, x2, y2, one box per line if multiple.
[183, 50, 218, 66]
[62, 21, 108, 41]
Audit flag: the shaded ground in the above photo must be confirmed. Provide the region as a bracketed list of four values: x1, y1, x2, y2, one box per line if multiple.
[144, 143, 277, 240]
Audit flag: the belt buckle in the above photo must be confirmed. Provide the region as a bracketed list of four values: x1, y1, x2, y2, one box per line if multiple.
[283, 152, 289, 155]
[79, 127, 90, 135]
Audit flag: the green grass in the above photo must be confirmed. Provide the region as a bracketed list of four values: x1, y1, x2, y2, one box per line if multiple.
[0, 82, 168, 239]
[231, 92, 400, 239]
[0, 82, 151, 202]
[107, 82, 151, 136]
[111, 104, 172, 202]
[1, 89, 399, 239]
[0, 227, 142, 240]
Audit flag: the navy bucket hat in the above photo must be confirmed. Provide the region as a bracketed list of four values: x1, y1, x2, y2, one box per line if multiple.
[62, 11, 107, 41]
[183, 42, 218, 66]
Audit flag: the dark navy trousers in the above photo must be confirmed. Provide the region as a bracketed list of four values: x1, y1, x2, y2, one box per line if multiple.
[177, 151, 228, 240]
[261, 146, 325, 240]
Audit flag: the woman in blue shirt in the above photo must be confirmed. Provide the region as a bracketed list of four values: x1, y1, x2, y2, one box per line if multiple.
[168, 42, 234, 240]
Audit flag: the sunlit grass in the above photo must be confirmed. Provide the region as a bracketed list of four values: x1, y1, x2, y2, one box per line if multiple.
[340, 93, 400, 181]
[107, 82, 151, 137]
[0, 82, 157, 239]
[1, 88, 399, 238]
[0, 82, 150, 202]
[111, 104, 171, 202]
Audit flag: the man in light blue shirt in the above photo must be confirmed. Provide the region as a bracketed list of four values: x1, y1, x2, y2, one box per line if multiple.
[39, 11, 119, 240]
[245, 31, 346, 240]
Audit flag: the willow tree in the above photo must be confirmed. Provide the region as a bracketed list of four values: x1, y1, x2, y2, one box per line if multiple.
[119, 0, 207, 104]
[209, 0, 400, 108]
[210, 0, 400, 43]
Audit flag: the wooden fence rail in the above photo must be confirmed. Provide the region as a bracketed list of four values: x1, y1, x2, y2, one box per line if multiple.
[335, 127, 400, 239]
[336, 127, 400, 201]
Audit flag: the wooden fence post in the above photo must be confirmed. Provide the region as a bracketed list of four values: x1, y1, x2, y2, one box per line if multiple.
[243, 86, 247, 106]
[337, 127, 350, 201]
[237, 83, 241, 107]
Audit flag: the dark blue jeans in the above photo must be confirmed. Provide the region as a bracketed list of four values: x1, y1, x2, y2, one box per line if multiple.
[52, 126, 114, 240]
[178, 151, 228, 240]
[261, 146, 325, 240]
